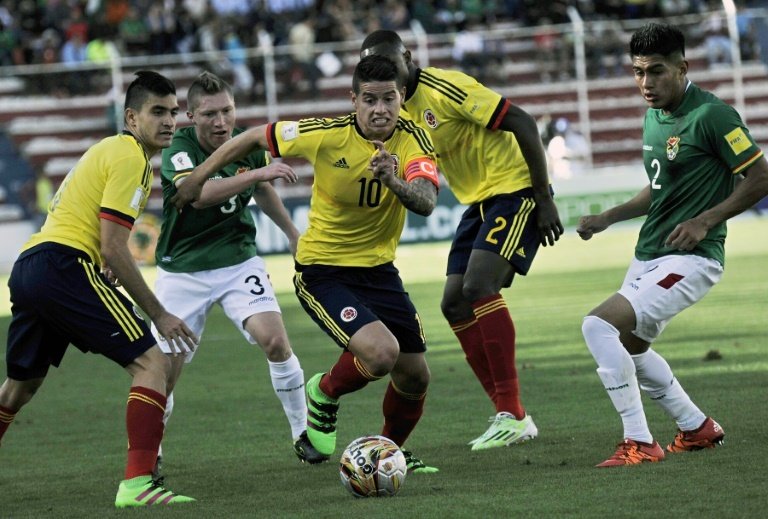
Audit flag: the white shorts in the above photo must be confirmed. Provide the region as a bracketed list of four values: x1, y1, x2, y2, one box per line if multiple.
[152, 256, 281, 360]
[618, 254, 723, 343]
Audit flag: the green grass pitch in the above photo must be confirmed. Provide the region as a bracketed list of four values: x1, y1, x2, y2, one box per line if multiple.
[0, 217, 766, 517]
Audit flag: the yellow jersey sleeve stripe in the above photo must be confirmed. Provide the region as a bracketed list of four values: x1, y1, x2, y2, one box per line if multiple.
[299, 114, 355, 134]
[79, 259, 143, 341]
[294, 272, 351, 345]
[420, 70, 467, 104]
[141, 160, 152, 191]
[501, 198, 535, 259]
[171, 171, 192, 184]
[732, 149, 764, 174]
[396, 118, 435, 154]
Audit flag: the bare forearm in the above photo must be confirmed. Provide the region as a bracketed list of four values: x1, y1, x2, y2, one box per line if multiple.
[383, 177, 437, 216]
[696, 160, 768, 229]
[604, 185, 651, 225]
[191, 171, 259, 208]
[253, 184, 299, 240]
[500, 105, 550, 197]
[186, 127, 267, 187]
[102, 244, 164, 321]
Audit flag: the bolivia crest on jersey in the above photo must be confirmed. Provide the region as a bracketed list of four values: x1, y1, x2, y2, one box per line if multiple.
[423, 109, 438, 129]
[666, 136, 680, 160]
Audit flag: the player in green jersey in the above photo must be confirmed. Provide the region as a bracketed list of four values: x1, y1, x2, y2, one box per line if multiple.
[172, 55, 441, 473]
[577, 23, 768, 467]
[1, 71, 198, 507]
[360, 30, 564, 451]
[152, 71, 324, 467]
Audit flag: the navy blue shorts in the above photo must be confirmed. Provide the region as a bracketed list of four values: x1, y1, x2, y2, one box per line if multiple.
[293, 262, 426, 353]
[6, 243, 157, 380]
[447, 189, 542, 281]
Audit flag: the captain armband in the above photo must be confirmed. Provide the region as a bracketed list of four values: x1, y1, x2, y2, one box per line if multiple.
[404, 158, 439, 187]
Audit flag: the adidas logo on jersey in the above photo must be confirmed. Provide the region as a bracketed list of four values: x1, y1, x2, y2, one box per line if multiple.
[333, 157, 349, 169]
[515, 246, 526, 258]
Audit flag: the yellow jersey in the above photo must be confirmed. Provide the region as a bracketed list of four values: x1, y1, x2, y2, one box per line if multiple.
[267, 113, 437, 267]
[22, 133, 153, 264]
[405, 67, 533, 204]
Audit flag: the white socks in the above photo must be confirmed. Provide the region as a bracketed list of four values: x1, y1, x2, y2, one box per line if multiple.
[269, 353, 307, 440]
[632, 348, 705, 431]
[157, 391, 175, 459]
[582, 316, 653, 443]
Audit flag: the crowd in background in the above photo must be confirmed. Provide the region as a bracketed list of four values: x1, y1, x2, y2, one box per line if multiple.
[2, 0, 764, 72]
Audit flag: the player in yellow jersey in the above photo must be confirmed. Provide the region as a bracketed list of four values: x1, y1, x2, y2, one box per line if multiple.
[0, 71, 198, 507]
[361, 30, 565, 451]
[172, 55, 441, 473]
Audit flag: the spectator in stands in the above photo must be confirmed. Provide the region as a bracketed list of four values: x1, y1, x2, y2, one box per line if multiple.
[534, 17, 572, 82]
[0, 16, 18, 66]
[60, 32, 90, 96]
[546, 117, 590, 179]
[702, 10, 732, 67]
[146, 1, 177, 55]
[174, 6, 199, 56]
[104, 0, 131, 30]
[736, 9, 759, 62]
[118, 5, 149, 55]
[380, 0, 411, 30]
[32, 29, 64, 96]
[223, 29, 255, 100]
[23, 169, 53, 231]
[287, 13, 320, 96]
[587, 16, 625, 78]
[63, 3, 89, 44]
[452, 19, 490, 82]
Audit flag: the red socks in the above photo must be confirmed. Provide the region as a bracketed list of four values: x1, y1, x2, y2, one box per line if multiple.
[381, 382, 425, 447]
[320, 350, 379, 399]
[450, 318, 497, 406]
[125, 386, 166, 480]
[471, 294, 525, 419]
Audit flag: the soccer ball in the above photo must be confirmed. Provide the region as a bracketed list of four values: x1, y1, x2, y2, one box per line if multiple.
[339, 435, 407, 498]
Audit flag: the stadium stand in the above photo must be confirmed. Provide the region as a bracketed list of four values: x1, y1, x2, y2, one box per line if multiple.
[1, 9, 767, 212]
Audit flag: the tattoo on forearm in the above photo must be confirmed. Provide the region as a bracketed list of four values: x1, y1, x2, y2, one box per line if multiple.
[390, 177, 437, 216]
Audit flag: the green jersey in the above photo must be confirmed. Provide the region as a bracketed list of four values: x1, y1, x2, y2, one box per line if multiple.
[155, 126, 269, 272]
[637, 82, 763, 265]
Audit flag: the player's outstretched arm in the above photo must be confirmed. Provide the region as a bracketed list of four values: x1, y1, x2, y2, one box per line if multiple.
[577, 185, 652, 240]
[171, 124, 271, 210]
[500, 104, 564, 246]
[665, 157, 768, 250]
[252, 180, 301, 255]
[190, 162, 298, 209]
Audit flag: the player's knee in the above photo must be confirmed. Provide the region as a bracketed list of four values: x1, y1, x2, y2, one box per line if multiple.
[359, 344, 399, 377]
[408, 365, 430, 393]
[440, 294, 474, 322]
[259, 335, 292, 362]
[461, 277, 497, 304]
[131, 348, 172, 381]
[0, 378, 43, 410]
